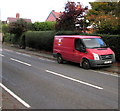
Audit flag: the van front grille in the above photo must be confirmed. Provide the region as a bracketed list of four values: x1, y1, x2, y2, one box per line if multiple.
[100, 54, 113, 60]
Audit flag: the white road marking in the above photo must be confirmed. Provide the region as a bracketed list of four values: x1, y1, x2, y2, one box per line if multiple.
[39, 57, 46, 61]
[46, 70, 103, 90]
[0, 49, 2, 51]
[4, 49, 13, 52]
[22, 53, 31, 57]
[16, 52, 31, 57]
[0, 83, 31, 108]
[10, 58, 31, 66]
[39, 57, 55, 62]
[91, 70, 119, 78]
[16, 52, 23, 55]
[45, 59, 55, 62]
[0, 54, 4, 57]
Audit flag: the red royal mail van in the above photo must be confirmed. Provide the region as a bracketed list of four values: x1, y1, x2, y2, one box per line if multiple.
[53, 35, 115, 69]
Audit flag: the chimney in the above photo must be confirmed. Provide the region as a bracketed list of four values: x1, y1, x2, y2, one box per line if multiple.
[16, 13, 20, 19]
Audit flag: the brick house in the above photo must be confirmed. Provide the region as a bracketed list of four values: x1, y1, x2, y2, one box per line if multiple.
[46, 10, 62, 22]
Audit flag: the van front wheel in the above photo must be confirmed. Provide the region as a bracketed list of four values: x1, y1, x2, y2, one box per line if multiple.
[82, 59, 90, 69]
[57, 54, 63, 64]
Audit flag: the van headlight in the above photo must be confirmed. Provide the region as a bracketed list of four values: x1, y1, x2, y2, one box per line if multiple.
[93, 53, 100, 60]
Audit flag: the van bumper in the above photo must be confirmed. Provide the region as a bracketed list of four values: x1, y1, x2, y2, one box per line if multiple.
[89, 59, 115, 67]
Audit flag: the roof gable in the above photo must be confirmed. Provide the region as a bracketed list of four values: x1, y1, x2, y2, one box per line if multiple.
[46, 10, 62, 21]
[52, 11, 62, 19]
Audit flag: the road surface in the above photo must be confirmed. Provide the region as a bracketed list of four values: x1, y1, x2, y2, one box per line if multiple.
[0, 47, 119, 109]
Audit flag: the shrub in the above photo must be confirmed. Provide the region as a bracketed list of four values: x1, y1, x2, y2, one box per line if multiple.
[25, 31, 56, 51]
[3, 33, 11, 43]
[33, 21, 56, 31]
[3, 33, 15, 43]
[2, 24, 9, 34]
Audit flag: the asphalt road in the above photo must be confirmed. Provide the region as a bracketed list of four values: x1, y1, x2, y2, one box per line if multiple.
[1, 47, 119, 109]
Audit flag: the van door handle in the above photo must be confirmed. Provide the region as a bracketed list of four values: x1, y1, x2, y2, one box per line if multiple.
[73, 49, 75, 52]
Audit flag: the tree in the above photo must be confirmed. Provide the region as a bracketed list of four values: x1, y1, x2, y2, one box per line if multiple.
[86, 1, 120, 34]
[8, 19, 28, 46]
[33, 21, 56, 31]
[9, 19, 27, 37]
[55, 2, 88, 31]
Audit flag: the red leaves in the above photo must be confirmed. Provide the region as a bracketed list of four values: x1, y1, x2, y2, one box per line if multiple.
[56, 2, 88, 31]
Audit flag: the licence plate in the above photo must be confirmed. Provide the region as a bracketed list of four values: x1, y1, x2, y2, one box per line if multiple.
[104, 61, 112, 64]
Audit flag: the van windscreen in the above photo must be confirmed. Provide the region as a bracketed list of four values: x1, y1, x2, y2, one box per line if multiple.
[82, 38, 107, 49]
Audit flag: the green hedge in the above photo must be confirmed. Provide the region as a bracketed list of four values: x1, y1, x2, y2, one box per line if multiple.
[100, 34, 120, 62]
[25, 31, 56, 51]
[56, 31, 82, 35]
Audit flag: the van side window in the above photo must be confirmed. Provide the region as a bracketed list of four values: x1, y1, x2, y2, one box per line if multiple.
[75, 39, 84, 51]
[75, 39, 80, 49]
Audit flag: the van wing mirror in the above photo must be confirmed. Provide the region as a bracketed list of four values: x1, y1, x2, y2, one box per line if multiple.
[76, 47, 81, 51]
[76, 47, 86, 52]
[81, 47, 86, 52]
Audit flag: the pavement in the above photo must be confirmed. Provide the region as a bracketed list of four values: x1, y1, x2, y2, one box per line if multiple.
[2, 43, 120, 75]
[1, 88, 27, 109]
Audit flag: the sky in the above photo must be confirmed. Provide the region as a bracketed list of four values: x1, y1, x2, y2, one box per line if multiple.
[0, 0, 95, 23]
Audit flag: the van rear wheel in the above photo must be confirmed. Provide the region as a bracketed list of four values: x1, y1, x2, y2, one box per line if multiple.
[57, 54, 63, 64]
[82, 59, 90, 69]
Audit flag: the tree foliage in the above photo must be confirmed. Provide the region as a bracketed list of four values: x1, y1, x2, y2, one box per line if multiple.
[33, 21, 56, 31]
[26, 22, 35, 31]
[8, 19, 28, 37]
[2, 24, 9, 34]
[87, 2, 120, 34]
[8, 19, 28, 45]
[55, 1, 88, 31]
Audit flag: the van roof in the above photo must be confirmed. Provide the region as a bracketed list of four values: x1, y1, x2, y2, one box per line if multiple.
[55, 35, 101, 39]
